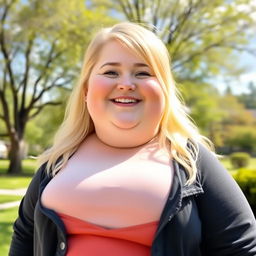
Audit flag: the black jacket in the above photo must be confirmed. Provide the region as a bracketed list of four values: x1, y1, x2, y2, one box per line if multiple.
[9, 145, 256, 256]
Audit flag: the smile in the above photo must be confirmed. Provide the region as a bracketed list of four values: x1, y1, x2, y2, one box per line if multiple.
[110, 97, 142, 104]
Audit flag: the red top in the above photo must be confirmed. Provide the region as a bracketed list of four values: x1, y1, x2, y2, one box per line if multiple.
[59, 213, 159, 256]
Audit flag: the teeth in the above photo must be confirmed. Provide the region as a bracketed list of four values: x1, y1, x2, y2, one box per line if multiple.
[114, 98, 137, 103]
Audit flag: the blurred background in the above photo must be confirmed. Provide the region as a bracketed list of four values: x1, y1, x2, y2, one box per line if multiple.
[0, 0, 255, 253]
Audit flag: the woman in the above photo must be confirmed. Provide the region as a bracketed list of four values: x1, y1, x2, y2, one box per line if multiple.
[9, 22, 256, 256]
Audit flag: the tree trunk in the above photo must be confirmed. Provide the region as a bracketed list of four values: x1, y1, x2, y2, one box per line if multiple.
[7, 138, 26, 175]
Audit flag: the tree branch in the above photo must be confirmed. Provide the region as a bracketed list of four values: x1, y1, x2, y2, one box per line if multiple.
[170, 15, 241, 61]
[27, 72, 69, 113]
[159, 0, 180, 39]
[134, 0, 141, 22]
[0, 0, 19, 131]
[116, 0, 135, 21]
[223, 44, 256, 56]
[28, 101, 62, 120]
[168, 0, 201, 44]
[0, 65, 7, 92]
[0, 89, 12, 135]
[172, 41, 223, 71]
[20, 36, 35, 113]
[152, 0, 162, 27]
[31, 41, 62, 102]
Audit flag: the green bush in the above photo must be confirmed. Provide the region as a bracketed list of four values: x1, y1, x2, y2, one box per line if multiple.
[232, 168, 256, 216]
[223, 125, 256, 153]
[230, 152, 250, 169]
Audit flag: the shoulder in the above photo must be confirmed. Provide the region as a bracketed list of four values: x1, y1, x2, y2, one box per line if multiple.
[25, 162, 50, 197]
[196, 143, 223, 182]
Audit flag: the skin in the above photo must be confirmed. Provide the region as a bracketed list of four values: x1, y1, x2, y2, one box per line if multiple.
[41, 41, 174, 228]
[86, 39, 166, 148]
[42, 134, 173, 227]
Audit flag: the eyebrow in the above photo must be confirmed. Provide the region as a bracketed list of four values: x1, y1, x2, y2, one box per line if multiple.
[100, 62, 149, 68]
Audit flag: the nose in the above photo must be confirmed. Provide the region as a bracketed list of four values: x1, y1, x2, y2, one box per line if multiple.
[117, 82, 136, 91]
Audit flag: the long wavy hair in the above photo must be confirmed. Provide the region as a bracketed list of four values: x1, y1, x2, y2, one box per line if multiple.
[38, 22, 213, 184]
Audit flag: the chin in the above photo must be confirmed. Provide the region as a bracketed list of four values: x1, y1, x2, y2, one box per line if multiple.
[100, 135, 156, 149]
[111, 120, 139, 130]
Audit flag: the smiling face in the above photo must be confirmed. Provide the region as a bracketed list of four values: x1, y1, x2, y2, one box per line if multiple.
[86, 40, 165, 147]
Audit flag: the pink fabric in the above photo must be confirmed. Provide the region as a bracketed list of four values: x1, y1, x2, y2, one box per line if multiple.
[59, 213, 159, 256]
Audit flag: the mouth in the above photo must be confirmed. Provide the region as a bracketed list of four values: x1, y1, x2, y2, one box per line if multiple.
[110, 97, 142, 105]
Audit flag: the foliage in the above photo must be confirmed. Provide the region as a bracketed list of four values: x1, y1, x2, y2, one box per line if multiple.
[179, 80, 225, 144]
[223, 126, 256, 153]
[25, 99, 67, 155]
[218, 94, 255, 125]
[211, 92, 256, 150]
[232, 168, 256, 216]
[99, 0, 256, 152]
[103, 0, 256, 81]
[238, 82, 256, 109]
[230, 152, 250, 168]
[179, 80, 256, 150]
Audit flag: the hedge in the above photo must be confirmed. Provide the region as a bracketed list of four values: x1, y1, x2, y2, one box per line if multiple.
[230, 152, 250, 168]
[232, 168, 256, 217]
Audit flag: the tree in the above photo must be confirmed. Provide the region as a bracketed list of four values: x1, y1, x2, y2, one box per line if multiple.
[224, 125, 256, 153]
[0, 0, 114, 174]
[99, 0, 256, 150]
[219, 94, 254, 125]
[25, 92, 68, 156]
[100, 0, 256, 81]
[238, 82, 256, 109]
[179, 79, 225, 146]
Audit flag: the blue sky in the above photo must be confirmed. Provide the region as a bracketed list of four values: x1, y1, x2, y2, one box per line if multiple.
[215, 3, 256, 95]
[215, 49, 256, 94]
[215, 49, 256, 95]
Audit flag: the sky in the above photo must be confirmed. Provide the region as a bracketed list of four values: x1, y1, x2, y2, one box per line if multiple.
[214, 2, 256, 95]
[215, 51, 256, 95]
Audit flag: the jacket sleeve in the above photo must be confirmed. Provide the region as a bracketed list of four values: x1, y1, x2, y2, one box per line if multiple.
[196, 145, 256, 256]
[9, 164, 46, 256]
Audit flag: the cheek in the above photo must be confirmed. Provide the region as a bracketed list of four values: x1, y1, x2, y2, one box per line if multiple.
[87, 76, 113, 99]
[143, 80, 165, 111]
[86, 76, 110, 117]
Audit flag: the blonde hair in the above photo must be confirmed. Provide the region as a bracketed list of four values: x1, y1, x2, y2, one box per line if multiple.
[38, 22, 213, 184]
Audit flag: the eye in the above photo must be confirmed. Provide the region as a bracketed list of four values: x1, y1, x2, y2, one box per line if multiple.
[135, 71, 151, 78]
[103, 71, 118, 77]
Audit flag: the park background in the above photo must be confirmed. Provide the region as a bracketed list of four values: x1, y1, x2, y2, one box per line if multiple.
[0, 0, 256, 254]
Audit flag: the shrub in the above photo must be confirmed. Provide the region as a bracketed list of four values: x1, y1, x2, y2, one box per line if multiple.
[223, 125, 256, 154]
[230, 152, 250, 168]
[232, 168, 256, 217]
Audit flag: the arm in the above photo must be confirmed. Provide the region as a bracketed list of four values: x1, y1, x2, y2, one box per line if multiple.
[9, 164, 46, 256]
[196, 145, 256, 256]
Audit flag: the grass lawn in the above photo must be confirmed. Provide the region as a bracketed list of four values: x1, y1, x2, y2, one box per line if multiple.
[0, 160, 35, 255]
[0, 195, 22, 204]
[0, 207, 18, 256]
[0, 159, 36, 190]
[0, 159, 37, 176]
[0, 176, 32, 189]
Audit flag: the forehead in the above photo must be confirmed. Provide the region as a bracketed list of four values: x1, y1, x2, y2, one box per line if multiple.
[95, 40, 148, 66]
